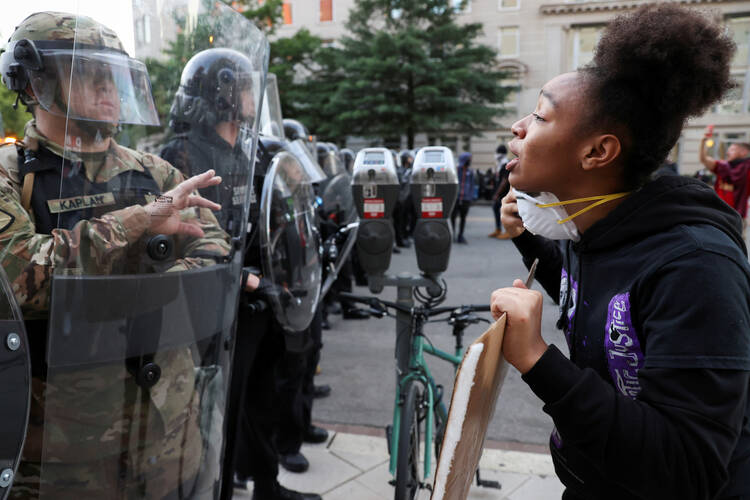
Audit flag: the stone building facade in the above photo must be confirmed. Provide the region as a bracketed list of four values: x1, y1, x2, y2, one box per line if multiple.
[135, 0, 750, 173]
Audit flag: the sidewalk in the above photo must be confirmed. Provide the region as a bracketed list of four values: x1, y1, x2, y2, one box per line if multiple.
[233, 425, 564, 500]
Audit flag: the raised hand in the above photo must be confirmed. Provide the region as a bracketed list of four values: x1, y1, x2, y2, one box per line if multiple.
[145, 169, 222, 238]
[500, 189, 525, 238]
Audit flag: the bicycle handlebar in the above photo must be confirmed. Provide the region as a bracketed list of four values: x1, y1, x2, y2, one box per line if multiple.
[338, 292, 490, 317]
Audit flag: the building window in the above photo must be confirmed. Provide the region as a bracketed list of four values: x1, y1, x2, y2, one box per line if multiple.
[143, 15, 151, 44]
[498, 27, 519, 58]
[499, 0, 519, 10]
[500, 77, 520, 116]
[715, 16, 750, 114]
[282, 2, 292, 25]
[135, 18, 144, 44]
[568, 25, 603, 70]
[320, 0, 333, 22]
[730, 16, 750, 69]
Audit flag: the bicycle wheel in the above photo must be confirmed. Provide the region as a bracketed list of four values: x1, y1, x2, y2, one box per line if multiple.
[395, 380, 423, 500]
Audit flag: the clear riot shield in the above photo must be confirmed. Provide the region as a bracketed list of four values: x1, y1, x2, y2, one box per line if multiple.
[0, 267, 31, 500]
[260, 152, 322, 332]
[321, 152, 346, 178]
[259, 73, 285, 139]
[286, 139, 326, 184]
[319, 169, 358, 298]
[9, 2, 269, 498]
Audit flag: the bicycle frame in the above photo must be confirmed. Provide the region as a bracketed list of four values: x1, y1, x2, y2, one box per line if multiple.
[354, 274, 487, 489]
[388, 316, 463, 480]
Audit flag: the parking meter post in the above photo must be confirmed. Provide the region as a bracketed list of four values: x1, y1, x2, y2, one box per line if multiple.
[396, 274, 414, 376]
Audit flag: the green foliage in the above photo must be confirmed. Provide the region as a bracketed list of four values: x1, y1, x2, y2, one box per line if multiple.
[0, 86, 32, 138]
[303, 0, 510, 147]
[239, 0, 284, 35]
[269, 29, 323, 120]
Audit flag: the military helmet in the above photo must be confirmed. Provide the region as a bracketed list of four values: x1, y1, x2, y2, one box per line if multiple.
[0, 11, 159, 126]
[283, 118, 309, 142]
[340, 148, 355, 174]
[170, 48, 256, 132]
[316, 142, 333, 169]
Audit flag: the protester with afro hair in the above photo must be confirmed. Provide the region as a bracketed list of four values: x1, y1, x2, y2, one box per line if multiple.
[492, 4, 750, 499]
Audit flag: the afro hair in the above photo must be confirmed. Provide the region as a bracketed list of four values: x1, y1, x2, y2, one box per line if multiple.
[583, 4, 735, 188]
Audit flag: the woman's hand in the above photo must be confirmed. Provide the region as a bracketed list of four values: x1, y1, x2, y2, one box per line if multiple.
[490, 279, 548, 374]
[145, 169, 222, 238]
[500, 190, 525, 239]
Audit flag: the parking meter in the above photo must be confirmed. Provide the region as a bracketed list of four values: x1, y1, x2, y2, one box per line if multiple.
[410, 146, 458, 274]
[351, 148, 400, 288]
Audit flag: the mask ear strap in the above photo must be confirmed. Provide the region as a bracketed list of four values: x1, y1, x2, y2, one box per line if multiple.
[537, 192, 629, 224]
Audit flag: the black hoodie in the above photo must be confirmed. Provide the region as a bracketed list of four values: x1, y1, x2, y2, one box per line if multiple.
[512, 175, 750, 499]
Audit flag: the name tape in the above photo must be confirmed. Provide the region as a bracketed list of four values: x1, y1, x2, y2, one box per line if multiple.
[47, 193, 116, 214]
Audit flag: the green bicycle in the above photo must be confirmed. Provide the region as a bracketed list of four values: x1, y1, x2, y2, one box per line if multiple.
[341, 277, 499, 500]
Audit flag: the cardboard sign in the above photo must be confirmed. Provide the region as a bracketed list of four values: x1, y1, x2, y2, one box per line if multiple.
[421, 197, 444, 218]
[431, 314, 509, 500]
[363, 198, 385, 219]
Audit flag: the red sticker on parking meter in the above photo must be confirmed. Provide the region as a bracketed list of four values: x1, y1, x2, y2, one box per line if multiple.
[421, 197, 443, 218]
[364, 198, 385, 218]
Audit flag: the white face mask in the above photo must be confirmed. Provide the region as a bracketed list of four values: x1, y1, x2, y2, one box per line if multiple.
[513, 188, 630, 242]
[514, 189, 581, 241]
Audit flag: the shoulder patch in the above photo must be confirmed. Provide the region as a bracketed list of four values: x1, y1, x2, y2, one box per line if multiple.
[0, 208, 15, 233]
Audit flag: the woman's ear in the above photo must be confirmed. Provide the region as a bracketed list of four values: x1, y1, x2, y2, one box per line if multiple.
[581, 134, 621, 171]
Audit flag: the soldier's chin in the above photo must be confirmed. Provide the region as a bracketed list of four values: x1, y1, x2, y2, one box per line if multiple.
[74, 119, 119, 141]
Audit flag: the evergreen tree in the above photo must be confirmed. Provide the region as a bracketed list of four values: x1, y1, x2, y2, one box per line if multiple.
[316, 0, 510, 148]
[269, 28, 323, 123]
[0, 86, 32, 138]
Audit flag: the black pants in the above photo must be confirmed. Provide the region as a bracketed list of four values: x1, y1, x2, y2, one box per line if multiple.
[451, 200, 472, 238]
[276, 308, 323, 455]
[220, 305, 282, 498]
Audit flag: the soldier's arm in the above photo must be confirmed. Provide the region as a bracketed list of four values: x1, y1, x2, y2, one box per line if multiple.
[0, 162, 153, 315]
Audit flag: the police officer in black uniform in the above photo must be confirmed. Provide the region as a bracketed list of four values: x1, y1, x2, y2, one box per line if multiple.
[160, 48, 321, 500]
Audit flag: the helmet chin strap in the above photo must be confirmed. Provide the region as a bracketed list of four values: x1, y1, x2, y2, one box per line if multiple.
[73, 119, 119, 142]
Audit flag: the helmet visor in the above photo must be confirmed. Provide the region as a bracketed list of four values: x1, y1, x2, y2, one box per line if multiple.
[26, 46, 159, 126]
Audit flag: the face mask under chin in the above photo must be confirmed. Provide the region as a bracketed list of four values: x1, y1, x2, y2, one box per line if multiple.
[513, 188, 630, 242]
[514, 189, 581, 241]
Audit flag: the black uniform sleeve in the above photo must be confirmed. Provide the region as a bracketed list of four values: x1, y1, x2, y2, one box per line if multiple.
[521, 248, 750, 499]
[511, 231, 563, 303]
[523, 347, 747, 499]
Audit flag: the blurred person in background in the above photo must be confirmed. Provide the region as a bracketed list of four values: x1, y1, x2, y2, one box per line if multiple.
[451, 152, 477, 244]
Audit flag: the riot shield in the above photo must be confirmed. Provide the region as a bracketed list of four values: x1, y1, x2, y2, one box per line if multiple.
[0, 267, 31, 500]
[260, 152, 322, 332]
[2, 2, 269, 498]
[319, 170, 359, 298]
[260, 73, 285, 139]
[321, 151, 346, 178]
[287, 139, 327, 184]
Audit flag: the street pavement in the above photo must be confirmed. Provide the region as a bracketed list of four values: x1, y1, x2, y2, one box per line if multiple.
[314, 204, 568, 445]
[233, 428, 564, 499]
[235, 204, 568, 499]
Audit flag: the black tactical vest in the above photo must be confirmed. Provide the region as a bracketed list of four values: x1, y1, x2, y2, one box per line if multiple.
[18, 145, 161, 235]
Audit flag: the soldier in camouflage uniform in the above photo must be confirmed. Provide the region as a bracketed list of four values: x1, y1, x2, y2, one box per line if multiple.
[0, 11, 232, 499]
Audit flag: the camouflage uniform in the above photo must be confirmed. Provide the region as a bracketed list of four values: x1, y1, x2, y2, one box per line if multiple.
[0, 12, 231, 500]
